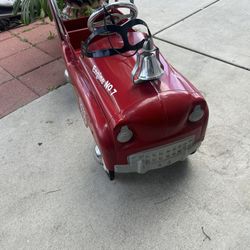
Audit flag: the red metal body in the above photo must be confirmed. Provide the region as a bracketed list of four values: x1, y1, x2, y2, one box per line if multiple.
[49, 2, 208, 176]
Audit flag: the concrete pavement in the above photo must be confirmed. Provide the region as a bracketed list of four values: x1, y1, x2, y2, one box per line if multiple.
[155, 0, 250, 69]
[0, 0, 250, 249]
[136, 0, 218, 34]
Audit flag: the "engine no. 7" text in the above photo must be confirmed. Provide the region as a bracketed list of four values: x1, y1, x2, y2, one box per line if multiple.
[92, 65, 117, 96]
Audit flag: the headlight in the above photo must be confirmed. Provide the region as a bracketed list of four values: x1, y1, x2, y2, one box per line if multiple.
[189, 105, 204, 122]
[117, 126, 133, 143]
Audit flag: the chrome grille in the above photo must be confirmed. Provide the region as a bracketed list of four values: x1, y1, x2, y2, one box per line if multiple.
[128, 136, 195, 171]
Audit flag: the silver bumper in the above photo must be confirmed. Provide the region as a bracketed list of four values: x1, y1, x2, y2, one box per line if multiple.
[115, 136, 201, 174]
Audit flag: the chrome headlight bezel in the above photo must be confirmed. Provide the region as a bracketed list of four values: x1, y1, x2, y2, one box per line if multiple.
[117, 125, 133, 143]
[189, 105, 204, 122]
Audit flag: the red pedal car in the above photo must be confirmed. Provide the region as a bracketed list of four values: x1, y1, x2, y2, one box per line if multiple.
[49, 0, 209, 180]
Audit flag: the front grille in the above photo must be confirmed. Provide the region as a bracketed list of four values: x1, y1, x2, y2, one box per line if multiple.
[128, 136, 195, 169]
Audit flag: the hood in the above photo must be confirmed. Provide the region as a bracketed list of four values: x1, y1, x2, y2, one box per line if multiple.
[81, 32, 200, 129]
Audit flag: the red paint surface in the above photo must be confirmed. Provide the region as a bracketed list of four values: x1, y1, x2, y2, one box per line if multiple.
[49, 6, 209, 171]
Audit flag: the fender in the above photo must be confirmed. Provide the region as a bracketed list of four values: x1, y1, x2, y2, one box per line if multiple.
[62, 42, 116, 169]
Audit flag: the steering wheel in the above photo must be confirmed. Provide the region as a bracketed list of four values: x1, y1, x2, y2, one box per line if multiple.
[87, 2, 138, 32]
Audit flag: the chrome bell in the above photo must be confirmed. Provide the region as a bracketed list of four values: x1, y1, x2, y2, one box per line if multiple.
[131, 37, 164, 84]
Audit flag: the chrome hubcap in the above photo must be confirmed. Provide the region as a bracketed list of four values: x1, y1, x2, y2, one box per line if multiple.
[94, 145, 103, 165]
[64, 69, 70, 83]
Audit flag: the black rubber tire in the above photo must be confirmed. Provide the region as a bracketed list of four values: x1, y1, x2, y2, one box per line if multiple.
[0, 16, 21, 32]
[0, 19, 10, 31]
[107, 170, 115, 181]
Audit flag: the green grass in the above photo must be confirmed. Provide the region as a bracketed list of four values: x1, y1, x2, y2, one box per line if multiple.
[47, 31, 56, 40]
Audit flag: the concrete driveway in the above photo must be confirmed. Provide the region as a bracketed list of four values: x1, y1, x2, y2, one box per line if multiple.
[0, 0, 250, 249]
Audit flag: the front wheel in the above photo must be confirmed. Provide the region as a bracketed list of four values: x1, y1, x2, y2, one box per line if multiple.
[107, 170, 115, 181]
[94, 145, 115, 180]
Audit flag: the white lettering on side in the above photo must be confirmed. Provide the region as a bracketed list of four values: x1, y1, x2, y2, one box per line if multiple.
[92, 65, 118, 96]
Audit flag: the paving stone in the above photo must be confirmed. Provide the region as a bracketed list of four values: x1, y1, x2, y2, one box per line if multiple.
[0, 47, 53, 77]
[0, 67, 13, 85]
[34, 18, 53, 25]
[19, 23, 57, 45]
[0, 31, 12, 42]
[36, 36, 62, 58]
[0, 36, 30, 60]
[49, 21, 56, 26]
[41, 17, 54, 25]
[19, 60, 66, 96]
[10, 23, 39, 35]
[10, 20, 55, 36]
[0, 79, 38, 118]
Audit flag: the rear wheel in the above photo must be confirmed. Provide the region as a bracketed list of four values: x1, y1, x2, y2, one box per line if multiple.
[0, 16, 21, 31]
[0, 19, 10, 31]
